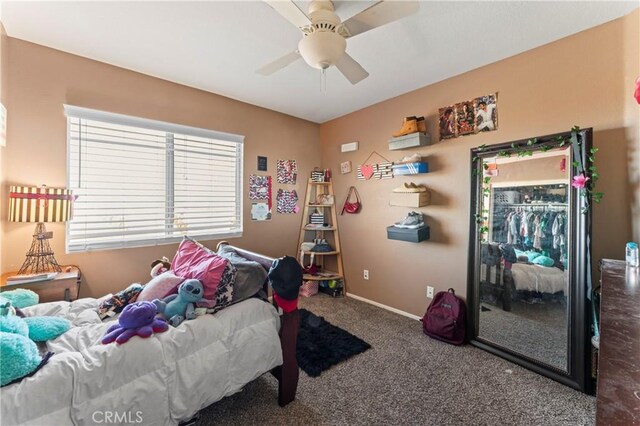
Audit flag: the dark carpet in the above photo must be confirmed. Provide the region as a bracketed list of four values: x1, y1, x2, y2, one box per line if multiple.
[197, 294, 595, 425]
[297, 308, 371, 377]
[479, 300, 568, 371]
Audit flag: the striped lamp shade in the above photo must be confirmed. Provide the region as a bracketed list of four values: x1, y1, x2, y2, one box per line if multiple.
[8, 185, 75, 223]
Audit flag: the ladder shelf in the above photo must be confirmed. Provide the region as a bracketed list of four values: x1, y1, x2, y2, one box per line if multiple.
[298, 179, 345, 294]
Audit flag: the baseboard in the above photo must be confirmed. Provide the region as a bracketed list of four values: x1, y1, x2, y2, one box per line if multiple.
[346, 293, 422, 321]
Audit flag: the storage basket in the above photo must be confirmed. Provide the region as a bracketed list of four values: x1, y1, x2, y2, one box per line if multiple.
[494, 191, 521, 204]
[299, 280, 319, 297]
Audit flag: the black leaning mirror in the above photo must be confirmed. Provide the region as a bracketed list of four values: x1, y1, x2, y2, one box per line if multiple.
[467, 128, 593, 393]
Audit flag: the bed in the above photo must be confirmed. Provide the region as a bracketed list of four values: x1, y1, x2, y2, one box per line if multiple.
[0, 243, 299, 426]
[507, 263, 568, 294]
[480, 243, 567, 311]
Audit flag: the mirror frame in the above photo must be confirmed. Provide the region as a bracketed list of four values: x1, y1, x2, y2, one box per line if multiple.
[467, 128, 593, 394]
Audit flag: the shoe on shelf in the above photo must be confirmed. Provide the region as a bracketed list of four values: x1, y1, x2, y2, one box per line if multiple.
[416, 116, 426, 133]
[392, 116, 418, 138]
[393, 211, 425, 229]
[396, 153, 422, 164]
[392, 182, 427, 193]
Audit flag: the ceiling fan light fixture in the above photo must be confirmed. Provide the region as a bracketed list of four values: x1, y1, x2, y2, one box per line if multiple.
[298, 31, 346, 70]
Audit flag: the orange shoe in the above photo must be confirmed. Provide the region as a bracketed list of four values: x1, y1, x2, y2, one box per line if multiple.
[416, 116, 426, 133]
[393, 116, 418, 138]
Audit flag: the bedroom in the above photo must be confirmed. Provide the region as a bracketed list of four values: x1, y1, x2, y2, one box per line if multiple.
[0, 1, 639, 425]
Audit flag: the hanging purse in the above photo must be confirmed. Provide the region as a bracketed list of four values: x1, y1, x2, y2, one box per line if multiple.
[341, 186, 362, 215]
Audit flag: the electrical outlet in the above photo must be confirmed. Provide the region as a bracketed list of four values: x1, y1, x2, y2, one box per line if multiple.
[363, 270, 369, 280]
[427, 286, 434, 298]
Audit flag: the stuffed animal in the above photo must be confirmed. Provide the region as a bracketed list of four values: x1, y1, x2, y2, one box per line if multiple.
[102, 301, 168, 345]
[150, 257, 171, 278]
[2, 288, 39, 309]
[0, 296, 71, 387]
[153, 279, 203, 327]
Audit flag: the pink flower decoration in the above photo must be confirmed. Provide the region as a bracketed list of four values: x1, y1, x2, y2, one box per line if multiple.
[572, 174, 590, 189]
[635, 77, 640, 105]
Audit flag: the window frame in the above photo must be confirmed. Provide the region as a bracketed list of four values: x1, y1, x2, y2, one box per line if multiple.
[64, 105, 244, 253]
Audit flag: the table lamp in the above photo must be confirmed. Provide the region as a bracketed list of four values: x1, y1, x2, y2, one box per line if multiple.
[8, 185, 76, 275]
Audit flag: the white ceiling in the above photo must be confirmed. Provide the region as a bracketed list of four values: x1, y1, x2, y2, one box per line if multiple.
[2, 1, 638, 123]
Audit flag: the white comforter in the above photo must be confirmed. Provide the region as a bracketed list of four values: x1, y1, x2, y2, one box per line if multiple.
[510, 263, 568, 294]
[1, 297, 282, 426]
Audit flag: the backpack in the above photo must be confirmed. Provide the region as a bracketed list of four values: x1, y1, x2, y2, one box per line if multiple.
[421, 288, 466, 345]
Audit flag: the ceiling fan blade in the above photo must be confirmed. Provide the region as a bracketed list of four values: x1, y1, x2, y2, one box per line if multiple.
[257, 50, 302, 75]
[341, 1, 419, 38]
[263, 0, 310, 29]
[335, 53, 369, 85]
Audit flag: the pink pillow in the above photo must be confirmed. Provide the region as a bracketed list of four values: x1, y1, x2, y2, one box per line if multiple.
[171, 239, 228, 302]
[137, 272, 184, 302]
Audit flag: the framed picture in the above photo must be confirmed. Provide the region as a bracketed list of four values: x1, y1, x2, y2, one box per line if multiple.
[340, 160, 352, 174]
[438, 105, 456, 140]
[251, 202, 271, 221]
[455, 100, 475, 136]
[474, 93, 498, 133]
[257, 156, 267, 171]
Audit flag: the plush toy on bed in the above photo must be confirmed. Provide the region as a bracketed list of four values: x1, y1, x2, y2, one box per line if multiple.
[153, 279, 203, 327]
[0, 295, 71, 387]
[150, 257, 171, 278]
[102, 301, 168, 345]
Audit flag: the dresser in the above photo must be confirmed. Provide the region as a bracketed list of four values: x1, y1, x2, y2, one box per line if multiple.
[596, 259, 640, 425]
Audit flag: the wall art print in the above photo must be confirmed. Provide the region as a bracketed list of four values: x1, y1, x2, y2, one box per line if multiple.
[277, 159, 297, 184]
[438, 105, 456, 140]
[251, 202, 271, 221]
[474, 94, 498, 133]
[455, 100, 475, 136]
[249, 175, 271, 200]
[276, 189, 299, 214]
[439, 92, 499, 140]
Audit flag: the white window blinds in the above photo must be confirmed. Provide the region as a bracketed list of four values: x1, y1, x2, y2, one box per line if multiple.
[65, 105, 243, 253]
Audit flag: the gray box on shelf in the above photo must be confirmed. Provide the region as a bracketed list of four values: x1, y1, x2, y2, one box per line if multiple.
[386, 225, 430, 242]
[389, 191, 431, 207]
[388, 132, 431, 151]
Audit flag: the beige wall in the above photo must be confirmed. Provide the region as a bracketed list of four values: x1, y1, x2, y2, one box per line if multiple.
[2, 38, 320, 298]
[320, 10, 640, 317]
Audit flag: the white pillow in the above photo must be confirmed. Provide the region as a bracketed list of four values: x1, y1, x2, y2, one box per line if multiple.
[137, 272, 184, 302]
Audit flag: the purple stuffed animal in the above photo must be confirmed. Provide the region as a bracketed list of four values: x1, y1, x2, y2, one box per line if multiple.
[102, 301, 168, 345]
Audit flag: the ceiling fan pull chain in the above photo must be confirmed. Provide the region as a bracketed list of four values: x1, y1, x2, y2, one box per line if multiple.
[320, 68, 327, 92]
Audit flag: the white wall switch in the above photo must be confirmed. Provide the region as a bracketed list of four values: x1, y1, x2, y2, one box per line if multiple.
[363, 269, 369, 280]
[427, 286, 434, 298]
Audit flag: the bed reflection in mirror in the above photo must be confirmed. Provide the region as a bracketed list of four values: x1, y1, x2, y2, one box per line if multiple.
[477, 148, 570, 372]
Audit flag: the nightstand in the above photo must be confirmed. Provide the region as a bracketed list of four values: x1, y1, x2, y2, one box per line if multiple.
[0, 266, 82, 303]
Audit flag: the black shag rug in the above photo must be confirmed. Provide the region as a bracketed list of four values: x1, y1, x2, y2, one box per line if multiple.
[297, 308, 371, 377]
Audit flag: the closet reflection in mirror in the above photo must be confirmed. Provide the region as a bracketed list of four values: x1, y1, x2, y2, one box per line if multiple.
[477, 148, 570, 372]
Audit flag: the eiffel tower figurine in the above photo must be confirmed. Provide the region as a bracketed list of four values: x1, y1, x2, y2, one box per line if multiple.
[17, 223, 62, 275]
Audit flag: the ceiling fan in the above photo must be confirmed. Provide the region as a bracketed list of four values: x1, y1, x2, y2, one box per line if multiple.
[258, 0, 419, 85]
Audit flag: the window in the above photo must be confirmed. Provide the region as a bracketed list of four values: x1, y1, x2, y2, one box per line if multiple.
[65, 105, 243, 252]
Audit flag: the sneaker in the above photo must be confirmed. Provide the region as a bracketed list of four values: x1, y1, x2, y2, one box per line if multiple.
[396, 153, 422, 164]
[392, 182, 427, 193]
[393, 211, 424, 229]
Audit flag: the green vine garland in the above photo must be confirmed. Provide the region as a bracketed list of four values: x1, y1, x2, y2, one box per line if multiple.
[473, 126, 603, 237]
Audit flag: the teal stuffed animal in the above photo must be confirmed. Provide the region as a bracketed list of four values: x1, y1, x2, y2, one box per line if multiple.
[1, 288, 39, 309]
[153, 279, 203, 327]
[0, 296, 71, 386]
